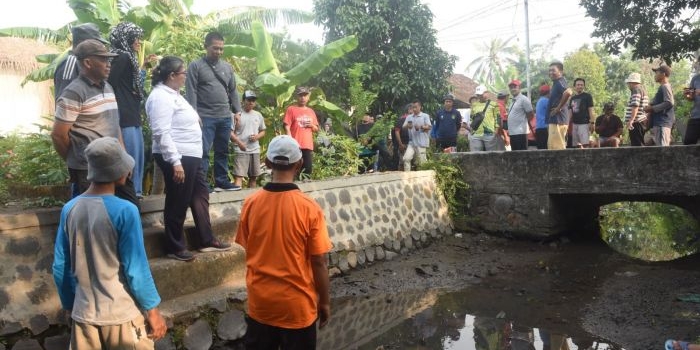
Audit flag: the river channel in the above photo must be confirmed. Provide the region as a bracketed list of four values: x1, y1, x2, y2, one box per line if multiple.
[313, 233, 700, 350]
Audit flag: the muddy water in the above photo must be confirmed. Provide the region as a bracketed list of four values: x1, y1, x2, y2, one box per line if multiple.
[319, 289, 623, 349]
[321, 234, 700, 350]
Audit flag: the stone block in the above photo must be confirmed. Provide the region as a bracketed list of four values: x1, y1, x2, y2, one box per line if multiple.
[383, 237, 392, 250]
[207, 299, 228, 313]
[385, 251, 398, 261]
[29, 314, 49, 335]
[347, 252, 358, 268]
[43, 334, 70, 350]
[217, 309, 246, 341]
[329, 252, 339, 266]
[365, 247, 375, 263]
[0, 322, 22, 336]
[403, 237, 413, 250]
[421, 233, 429, 243]
[375, 247, 385, 260]
[328, 267, 342, 278]
[338, 258, 351, 273]
[356, 249, 366, 265]
[11, 340, 41, 350]
[155, 334, 176, 350]
[183, 319, 213, 350]
[392, 239, 400, 252]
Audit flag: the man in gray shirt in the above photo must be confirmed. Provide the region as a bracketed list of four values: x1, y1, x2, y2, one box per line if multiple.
[402, 100, 431, 171]
[186, 31, 242, 191]
[507, 79, 535, 150]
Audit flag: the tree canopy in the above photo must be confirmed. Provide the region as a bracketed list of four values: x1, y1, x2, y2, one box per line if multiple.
[312, 0, 456, 114]
[580, 0, 700, 62]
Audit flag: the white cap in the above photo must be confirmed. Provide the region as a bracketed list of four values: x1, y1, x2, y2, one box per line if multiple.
[266, 135, 302, 165]
[624, 72, 641, 84]
[475, 85, 487, 95]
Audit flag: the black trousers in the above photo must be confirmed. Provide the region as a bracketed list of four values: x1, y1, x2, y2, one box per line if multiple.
[244, 316, 316, 350]
[535, 128, 548, 149]
[301, 149, 313, 177]
[154, 154, 214, 254]
[437, 137, 457, 150]
[683, 118, 700, 145]
[510, 134, 528, 150]
[629, 121, 647, 146]
[69, 168, 140, 210]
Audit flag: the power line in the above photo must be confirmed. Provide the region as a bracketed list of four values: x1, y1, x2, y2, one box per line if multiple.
[439, 18, 594, 43]
[437, 0, 516, 32]
[438, 13, 584, 41]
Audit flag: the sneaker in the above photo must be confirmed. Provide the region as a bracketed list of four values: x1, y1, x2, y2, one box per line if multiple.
[214, 183, 242, 192]
[199, 239, 233, 252]
[167, 250, 195, 262]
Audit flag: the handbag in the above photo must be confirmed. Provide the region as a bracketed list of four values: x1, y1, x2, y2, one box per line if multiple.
[205, 61, 236, 112]
[470, 100, 491, 131]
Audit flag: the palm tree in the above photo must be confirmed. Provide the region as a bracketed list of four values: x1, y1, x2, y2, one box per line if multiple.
[466, 36, 520, 87]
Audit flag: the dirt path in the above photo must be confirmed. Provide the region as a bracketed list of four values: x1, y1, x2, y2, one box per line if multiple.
[329, 233, 700, 349]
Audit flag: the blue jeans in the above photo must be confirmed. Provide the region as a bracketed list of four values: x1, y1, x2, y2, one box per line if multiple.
[201, 117, 232, 187]
[121, 126, 144, 196]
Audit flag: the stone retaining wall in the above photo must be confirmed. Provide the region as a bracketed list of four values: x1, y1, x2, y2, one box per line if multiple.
[0, 171, 452, 349]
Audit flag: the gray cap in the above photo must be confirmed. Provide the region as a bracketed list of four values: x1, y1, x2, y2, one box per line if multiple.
[85, 137, 134, 182]
[243, 90, 257, 100]
[266, 135, 302, 165]
[295, 86, 310, 95]
[72, 23, 109, 48]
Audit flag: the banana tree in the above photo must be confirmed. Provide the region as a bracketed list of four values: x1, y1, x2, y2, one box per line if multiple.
[248, 20, 358, 137]
[0, 0, 314, 86]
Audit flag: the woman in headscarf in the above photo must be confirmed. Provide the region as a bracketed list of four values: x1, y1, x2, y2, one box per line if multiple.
[108, 22, 146, 199]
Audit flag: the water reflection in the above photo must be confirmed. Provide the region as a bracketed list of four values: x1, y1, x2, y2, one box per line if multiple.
[318, 289, 624, 350]
[599, 202, 700, 261]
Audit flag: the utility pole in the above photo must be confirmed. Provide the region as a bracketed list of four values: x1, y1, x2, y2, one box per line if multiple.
[524, 0, 531, 96]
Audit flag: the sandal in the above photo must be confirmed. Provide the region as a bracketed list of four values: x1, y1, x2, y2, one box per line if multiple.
[665, 339, 690, 350]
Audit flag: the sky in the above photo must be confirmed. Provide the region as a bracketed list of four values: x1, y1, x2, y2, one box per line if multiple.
[0, 0, 598, 76]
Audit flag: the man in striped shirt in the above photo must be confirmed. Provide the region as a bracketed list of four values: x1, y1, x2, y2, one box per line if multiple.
[51, 39, 139, 207]
[624, 72, 649, 146]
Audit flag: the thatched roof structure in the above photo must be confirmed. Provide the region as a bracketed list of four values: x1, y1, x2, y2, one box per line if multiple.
[447, 74, 478, 109]
[0, 37, 59, 134]
[0, 37, 59, 75]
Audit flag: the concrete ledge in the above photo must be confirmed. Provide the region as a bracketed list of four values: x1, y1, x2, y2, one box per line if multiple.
[150, 247, 246, 301]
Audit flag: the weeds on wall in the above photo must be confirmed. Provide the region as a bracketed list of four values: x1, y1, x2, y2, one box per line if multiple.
[418, 154, 470, 221]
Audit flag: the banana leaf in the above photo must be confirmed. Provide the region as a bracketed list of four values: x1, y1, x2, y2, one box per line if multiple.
[224, 44, 256, 59]
[284, 35, 358, 86]
[250, 21, 279, 75]
[22, 50, 69, 87]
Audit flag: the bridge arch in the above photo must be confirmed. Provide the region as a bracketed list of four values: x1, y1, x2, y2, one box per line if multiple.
[452, 145, 700, 239]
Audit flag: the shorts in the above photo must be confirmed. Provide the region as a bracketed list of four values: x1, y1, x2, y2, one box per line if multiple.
[233, 153, 261, 177]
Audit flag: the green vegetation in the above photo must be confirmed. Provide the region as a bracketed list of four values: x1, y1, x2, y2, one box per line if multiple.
[419, 154, 470, 221]
[0, 125, 68, 207]
[600, 202, 700, 261]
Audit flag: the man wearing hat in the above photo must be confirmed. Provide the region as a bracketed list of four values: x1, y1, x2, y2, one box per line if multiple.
[535, 85, 550, 149]
[284, 86, 319, 177]
[507, 79, 535, 151]
[433, 93, 463, 151]
[469, 85, 501, 152]
[623, 72, 649, 146]
[54, 23, 110, 100]
[682, 55, 700, 145]
[235, 135, 331, 348]
[51, 39, 139, 207]
[231, 90, 266, 188]
[644, 64, 675, 146]
[53, 137, 167, 349]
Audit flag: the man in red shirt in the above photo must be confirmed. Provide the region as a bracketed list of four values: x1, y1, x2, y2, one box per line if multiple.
[284, 86, 319, 177]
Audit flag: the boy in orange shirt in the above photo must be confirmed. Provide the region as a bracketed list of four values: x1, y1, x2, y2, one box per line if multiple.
[235, 135, 331, 349]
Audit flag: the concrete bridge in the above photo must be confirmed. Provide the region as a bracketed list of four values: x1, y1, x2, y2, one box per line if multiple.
[451, 145, 700, 239]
